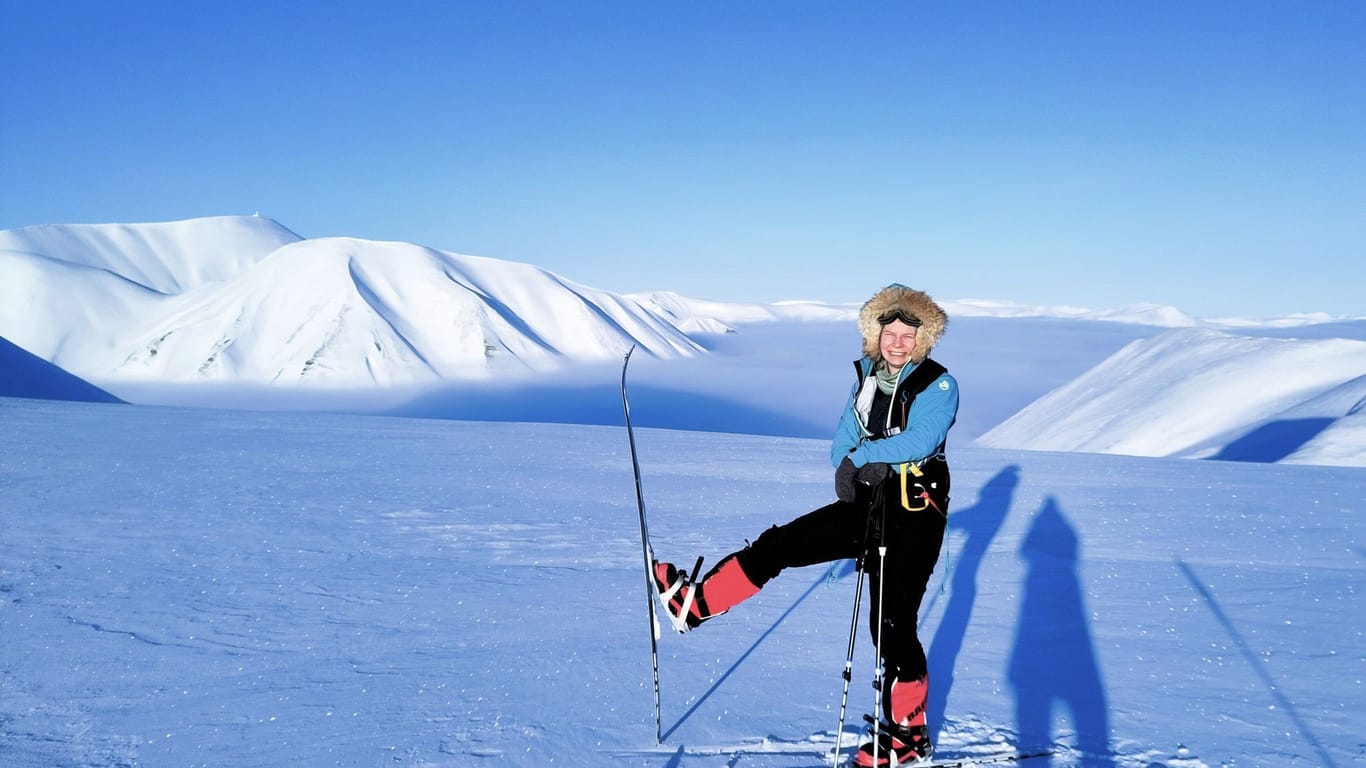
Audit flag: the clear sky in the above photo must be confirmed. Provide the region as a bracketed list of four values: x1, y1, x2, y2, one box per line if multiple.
[3, 1, 1363, 318]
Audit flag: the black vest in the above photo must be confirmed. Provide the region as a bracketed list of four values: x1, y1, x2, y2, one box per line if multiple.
[858, 357, 952, 507]
[859, 357, 949, 452]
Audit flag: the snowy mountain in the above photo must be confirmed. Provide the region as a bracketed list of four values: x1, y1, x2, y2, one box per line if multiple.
[977, 328, 1366, 466]
[0, 216, 705, 388]
[4, 215, 1363, 467]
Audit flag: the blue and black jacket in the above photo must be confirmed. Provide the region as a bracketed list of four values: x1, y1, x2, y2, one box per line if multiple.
[831, 356, 958, 471]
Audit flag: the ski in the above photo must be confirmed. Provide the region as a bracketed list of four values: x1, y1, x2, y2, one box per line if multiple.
[613, 741, 1054, 766]
[887, 748, 1055, 768]
[621, 344, 663, 744]
[839, 721, 1055, 768]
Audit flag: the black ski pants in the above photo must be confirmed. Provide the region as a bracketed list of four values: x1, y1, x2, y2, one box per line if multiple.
[733, 475, 949, 682]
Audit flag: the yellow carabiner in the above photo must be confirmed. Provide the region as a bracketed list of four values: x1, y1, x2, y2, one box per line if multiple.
[900, 463, 930, 511]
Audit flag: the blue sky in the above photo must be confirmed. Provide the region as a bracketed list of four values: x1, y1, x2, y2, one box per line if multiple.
[3, 1, 1363, 318]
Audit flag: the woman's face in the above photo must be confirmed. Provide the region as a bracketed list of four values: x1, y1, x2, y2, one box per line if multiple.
[879, 319, 918, 372]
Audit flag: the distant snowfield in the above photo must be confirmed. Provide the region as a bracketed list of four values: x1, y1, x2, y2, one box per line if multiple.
[0, 397, 1360, 767]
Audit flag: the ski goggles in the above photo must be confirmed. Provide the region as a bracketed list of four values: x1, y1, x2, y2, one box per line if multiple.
[877, 308, 922, 327]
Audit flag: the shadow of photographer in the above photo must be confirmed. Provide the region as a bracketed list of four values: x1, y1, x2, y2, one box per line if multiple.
[1007, 496, 1114, 766]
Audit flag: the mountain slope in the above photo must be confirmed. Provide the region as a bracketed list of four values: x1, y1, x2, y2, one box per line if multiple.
[0, 217, 705, 387]
[106, 237, 704, 385]
[977, 328, 1366, 464]
[0, 247, 168, 366]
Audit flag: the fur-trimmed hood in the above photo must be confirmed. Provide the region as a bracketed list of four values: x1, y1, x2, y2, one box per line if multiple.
[857, 284, 948, 365]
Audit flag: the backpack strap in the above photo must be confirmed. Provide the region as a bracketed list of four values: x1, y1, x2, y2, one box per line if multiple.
[894, 357, 948, 434]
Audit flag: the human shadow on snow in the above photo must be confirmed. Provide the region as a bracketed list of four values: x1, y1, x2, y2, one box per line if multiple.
[1007, 497, 1115, 767]
[924, 465, 1021, 745]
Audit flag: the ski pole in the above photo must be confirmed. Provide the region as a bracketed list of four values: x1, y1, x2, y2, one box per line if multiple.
[870, 483, 889, 768]
[831, 485, 881, 765]
[831, 550, 865, 764]
[621, 345, 663, 744]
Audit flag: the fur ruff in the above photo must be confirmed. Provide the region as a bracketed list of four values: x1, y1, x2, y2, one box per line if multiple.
[857, 284, 948, 365]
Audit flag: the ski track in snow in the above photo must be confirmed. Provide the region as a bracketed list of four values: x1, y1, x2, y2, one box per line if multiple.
[1, 397, 1361, 767]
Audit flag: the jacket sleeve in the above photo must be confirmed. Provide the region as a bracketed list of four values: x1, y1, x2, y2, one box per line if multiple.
[830, 380, 864, 468]
[847, 372, 958, 467]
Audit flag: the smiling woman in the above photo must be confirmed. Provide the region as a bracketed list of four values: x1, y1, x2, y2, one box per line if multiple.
[651, 282, 960, 766]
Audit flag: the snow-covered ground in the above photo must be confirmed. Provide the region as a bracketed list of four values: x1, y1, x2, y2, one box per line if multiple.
[2, 214, 1363, 766]
[1, 395, 1360, 768]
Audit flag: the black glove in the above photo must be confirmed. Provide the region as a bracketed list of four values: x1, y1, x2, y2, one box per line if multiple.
[835, 456, 857, 503]
[857, 462, 892, 485]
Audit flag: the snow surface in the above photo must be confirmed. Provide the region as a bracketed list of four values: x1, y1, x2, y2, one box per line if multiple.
[0, 395, 1360, 768]
[3, 216, 1364, 765]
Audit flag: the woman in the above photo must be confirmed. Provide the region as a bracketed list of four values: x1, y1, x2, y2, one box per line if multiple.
[653, 283, 958, 767]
